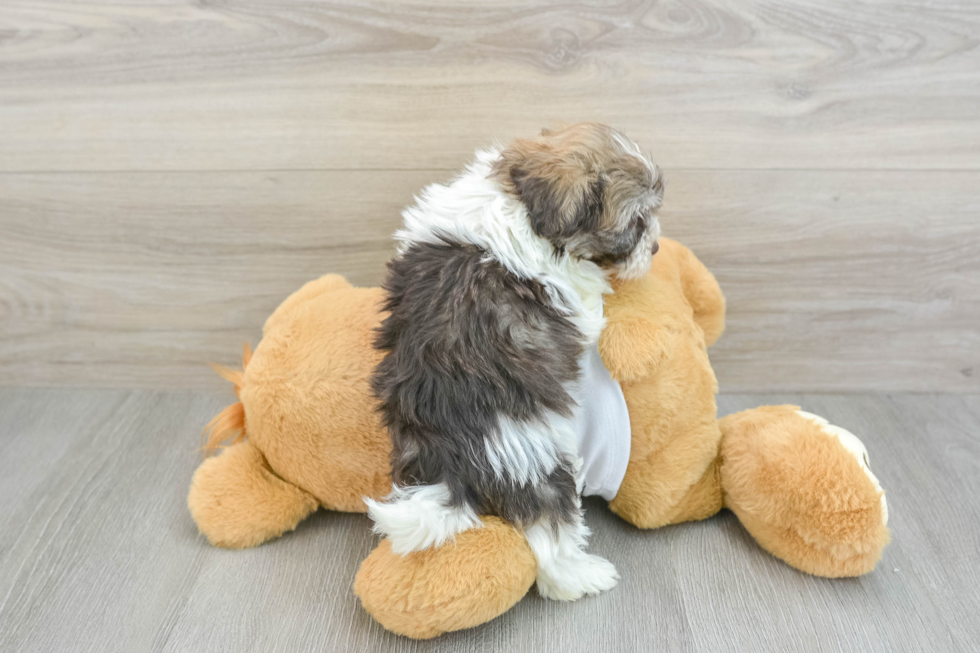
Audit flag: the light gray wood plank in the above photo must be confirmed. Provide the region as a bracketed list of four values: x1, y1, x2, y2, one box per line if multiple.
[1, 391, 978, 652]
[0, 389, 126, 519]
[2, 170, 976, 391]
[0, 170, 428, 389]
[1, 0, 978, 172]
[0, 390, 223, 653]
[672, 170, 980, 393]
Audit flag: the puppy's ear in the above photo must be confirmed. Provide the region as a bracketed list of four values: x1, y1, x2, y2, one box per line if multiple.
[492, 138, 605, 244]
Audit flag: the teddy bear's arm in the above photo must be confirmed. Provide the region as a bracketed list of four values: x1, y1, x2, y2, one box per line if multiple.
[598, 314, 676, 384]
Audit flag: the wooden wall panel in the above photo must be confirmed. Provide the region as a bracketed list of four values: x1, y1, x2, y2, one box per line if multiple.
[2, 169, 976, 391]
[0, 1, 978, 172]
[1, 0, 977, 390]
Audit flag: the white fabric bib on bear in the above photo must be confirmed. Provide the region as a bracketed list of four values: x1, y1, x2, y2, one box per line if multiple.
[568, 344, 632, 501]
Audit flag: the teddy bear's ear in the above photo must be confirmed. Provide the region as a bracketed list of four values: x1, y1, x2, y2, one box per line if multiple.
[675, 244, 726, 347]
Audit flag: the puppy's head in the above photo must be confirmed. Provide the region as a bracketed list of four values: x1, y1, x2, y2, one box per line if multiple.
[491, 123, 663, 280]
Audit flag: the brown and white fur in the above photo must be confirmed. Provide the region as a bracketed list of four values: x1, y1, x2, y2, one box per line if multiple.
[365, 124, 663, 601]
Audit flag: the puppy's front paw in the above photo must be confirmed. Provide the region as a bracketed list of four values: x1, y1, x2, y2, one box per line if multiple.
[536, 554, 619, 601]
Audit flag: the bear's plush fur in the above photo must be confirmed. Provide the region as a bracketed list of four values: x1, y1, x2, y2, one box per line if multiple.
[188, 238, 889, 638]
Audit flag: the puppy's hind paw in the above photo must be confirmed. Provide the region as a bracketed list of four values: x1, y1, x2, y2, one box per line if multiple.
[536, 554, 619, 601]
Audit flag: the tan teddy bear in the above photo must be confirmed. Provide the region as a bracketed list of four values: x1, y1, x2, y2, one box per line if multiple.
[188, 238, 889, 639]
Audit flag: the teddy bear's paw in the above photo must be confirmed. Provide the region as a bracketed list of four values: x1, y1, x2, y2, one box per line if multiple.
[535, 553, 619, 601]
[797, 411, 888, 526]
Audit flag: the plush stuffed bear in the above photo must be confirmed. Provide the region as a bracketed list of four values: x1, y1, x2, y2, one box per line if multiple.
[187, 238, 889, 639]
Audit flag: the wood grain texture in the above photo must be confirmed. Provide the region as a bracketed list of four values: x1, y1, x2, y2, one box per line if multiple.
[1, 0, 979, 172]
[0, 170, 426, 388]
[1, 0, 978, 390]
[1, 169, 977, 391]
[1, 390, 978, 652]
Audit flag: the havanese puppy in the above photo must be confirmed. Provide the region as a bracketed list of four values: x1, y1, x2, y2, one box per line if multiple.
[365, 123, 663, 600]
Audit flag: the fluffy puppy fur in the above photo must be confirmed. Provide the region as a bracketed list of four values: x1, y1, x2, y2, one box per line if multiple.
[366, 123, 663, 601]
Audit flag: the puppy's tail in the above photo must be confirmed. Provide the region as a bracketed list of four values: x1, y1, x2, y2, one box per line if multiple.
[201, 342, 253, 455]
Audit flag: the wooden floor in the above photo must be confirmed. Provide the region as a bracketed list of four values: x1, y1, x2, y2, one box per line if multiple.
[0, 389, 977, 652]
[1, 0, 978, 393]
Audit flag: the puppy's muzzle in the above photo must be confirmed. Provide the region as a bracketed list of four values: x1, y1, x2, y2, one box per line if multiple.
[651, 240, 660, 256]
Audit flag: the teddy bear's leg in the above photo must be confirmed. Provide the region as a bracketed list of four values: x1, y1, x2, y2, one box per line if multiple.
[188, 440, 319, 549]
[611, 457, 726, 528]
[660, 457, 726, 525]
[354, 517, 537, 639]
[718, 405, 890, 577]
[608, 418, 726, 529]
